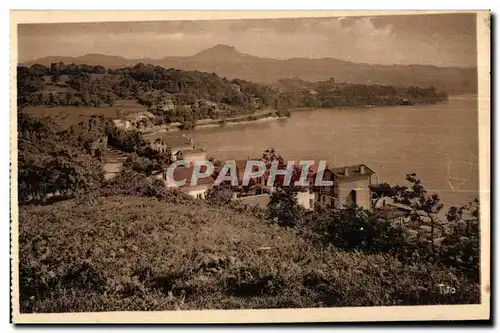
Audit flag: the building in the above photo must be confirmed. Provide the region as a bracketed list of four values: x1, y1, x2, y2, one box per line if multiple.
[155, 165, 214, 199]
[220, 159, 271, 194]
[234, 190, 314, 211]
[112, 119, 132, 130]
[112, 109, 157, 131]
[250, 97, 262, 109]
[124, 112, 156, 130]
[218, 159, 315, 210]
[296, 189, 315, 210]
[148, 135, 195, 161]
[313, 164, 376, 210]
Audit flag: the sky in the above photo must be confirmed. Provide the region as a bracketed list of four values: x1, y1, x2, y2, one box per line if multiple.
[18, 13, 477, 67]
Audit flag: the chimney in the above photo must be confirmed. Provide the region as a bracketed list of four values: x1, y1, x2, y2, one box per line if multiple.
[344, 166, 349, 177]
[360, 165, 365, 175]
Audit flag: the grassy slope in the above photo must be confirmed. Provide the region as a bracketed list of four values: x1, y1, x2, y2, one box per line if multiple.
[22, 99, 145, 129]
[19, 195, 479, 313]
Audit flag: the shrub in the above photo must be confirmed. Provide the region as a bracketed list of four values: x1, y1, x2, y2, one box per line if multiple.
[18, 196, 479, 313]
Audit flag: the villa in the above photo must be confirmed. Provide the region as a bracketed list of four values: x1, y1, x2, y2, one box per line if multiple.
[312, 164, 376, 210]
[155, 165, 214, 199]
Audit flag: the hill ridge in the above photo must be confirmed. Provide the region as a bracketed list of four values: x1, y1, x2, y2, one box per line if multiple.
[21, 45, 477, 93]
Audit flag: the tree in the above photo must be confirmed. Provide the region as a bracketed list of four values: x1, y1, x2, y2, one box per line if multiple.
[18, 137, 104, 202]
[392, 173, 444, 255]
[205, 186, 234, 205]
[260, 148, 303, 190]
[18, 112, 105, 203]
[124, 153, 155, 176]
[267, 188, 304, 227]
[314, 205, 385, 252]
[441, 198, 480, 282]
[369, 182, 395, 207]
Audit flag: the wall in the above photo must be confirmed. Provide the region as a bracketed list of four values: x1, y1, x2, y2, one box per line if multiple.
[185, 186, 210, 199]
[112, 119, 131, 130]
[150, 141, 171, 155]
[296, 190, 315, 210]
[337, 174, 372, 210]
[314, 192, 338, 210]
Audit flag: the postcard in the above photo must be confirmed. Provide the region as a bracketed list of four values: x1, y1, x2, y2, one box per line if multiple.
[10, 10, 491, 323]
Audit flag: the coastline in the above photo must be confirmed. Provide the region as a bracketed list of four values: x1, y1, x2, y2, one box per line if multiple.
[161, 111, 289, 132]
[156, 98, 449, 132]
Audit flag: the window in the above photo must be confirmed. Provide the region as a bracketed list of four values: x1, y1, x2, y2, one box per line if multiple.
[331, 198, 335, 208]
[196, 193, 203, 199]
[334, 185, 339, 197]
[309, 199, 314, 209]
[351, 190, 357, 205]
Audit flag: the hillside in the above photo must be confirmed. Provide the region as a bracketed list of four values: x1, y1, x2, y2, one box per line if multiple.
[16, 111, 481, 312]
[17, 62, 448, 130]
[23, 44, 477, 94]
[18, 194, 478, 313]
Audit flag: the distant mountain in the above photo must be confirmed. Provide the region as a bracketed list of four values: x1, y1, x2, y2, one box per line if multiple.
[22, 45, 477, 93]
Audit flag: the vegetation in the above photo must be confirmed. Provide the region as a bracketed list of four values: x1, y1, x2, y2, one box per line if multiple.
[17, 110, 167, 203]
[16, 66, 476, 313]
[17, 62, 448, 128]
[17, 130, 481, 312]
[19, 192, 479, 313]
[17, 111, 105, 203]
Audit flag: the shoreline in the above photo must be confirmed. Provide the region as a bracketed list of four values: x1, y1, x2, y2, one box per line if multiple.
[161, 112, 289, 132]
[289, 98, 450, 113]
[157, 98, 449, 132]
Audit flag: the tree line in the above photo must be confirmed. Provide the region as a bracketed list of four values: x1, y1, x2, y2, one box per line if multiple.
[18, 62, 448, 119]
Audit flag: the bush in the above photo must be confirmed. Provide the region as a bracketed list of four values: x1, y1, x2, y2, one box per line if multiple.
[440, 199, 480, 282]
[18, 196, 479, 313]
[205, 186, 234, 205]
[267, 190, 305, 227]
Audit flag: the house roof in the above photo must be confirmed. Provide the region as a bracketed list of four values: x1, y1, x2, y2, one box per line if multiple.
[331, 164, 375, 179]
[169, 166, 214, 187]
[309, 163, 375, 183]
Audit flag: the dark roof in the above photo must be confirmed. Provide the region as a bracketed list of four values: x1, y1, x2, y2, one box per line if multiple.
[331, 164, 375, 179]
[170, 166, 214, 186]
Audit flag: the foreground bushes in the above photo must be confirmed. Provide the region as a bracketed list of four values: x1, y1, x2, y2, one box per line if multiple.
[19, 196, 479, 313]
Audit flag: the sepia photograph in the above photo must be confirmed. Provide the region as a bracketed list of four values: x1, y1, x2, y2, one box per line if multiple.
[10, 10, 490, 323]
